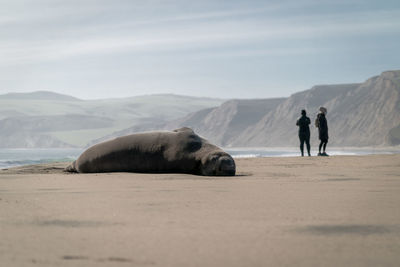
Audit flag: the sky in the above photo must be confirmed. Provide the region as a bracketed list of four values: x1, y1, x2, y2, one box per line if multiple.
[0, 0, 399, 99]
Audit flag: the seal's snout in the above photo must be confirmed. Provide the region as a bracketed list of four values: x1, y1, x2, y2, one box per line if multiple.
[217, 156, 236, 176]
[201, 153, 236, 176]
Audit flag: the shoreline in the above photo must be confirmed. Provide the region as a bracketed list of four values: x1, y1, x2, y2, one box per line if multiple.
[0, 153, 399, 174]
[1, 147, 399, 170]
[1, 154, 400, 266]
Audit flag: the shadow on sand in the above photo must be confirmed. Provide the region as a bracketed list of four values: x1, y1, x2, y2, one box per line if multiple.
[297, 224, 397, 236]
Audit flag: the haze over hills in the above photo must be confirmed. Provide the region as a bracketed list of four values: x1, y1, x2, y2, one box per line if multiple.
[1, 70, 399, 148]
[91, 70, 400, 148]
[0, 93, 224, 148]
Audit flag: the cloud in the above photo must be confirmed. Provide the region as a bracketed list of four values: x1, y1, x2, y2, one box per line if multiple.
[0, 0, 399, 70]
[1, 6, 399, 66]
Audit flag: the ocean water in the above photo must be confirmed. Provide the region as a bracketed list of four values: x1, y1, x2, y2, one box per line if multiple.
[0, 148, 83, 169]
[226, 147, 400, 158]
[0, 147, 398, 169]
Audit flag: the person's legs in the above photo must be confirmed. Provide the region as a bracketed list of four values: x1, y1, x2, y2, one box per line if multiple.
[300, 137, 305, 156]
[305, 137, 311, 156]
[323, 140, 328, 155]
[319, 141, 323, 155]
[318, 139, 329, 156]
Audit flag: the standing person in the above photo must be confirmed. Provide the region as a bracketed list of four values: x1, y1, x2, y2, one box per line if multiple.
[316, 107, 329, 156]
[296, 109, 311, 157]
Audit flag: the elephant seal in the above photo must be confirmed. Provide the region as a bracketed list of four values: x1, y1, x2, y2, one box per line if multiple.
[65, 127, 235, 176]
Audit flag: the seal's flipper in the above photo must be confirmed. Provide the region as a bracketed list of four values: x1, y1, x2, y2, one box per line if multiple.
[64, 161, 78, 173]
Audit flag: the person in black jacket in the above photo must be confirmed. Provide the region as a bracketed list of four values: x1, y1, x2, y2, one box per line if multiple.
[316, 107, 329, 156]
[296, 109, 311, 157]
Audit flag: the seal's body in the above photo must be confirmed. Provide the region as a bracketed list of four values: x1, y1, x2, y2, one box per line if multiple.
[65, 128, 235, 176]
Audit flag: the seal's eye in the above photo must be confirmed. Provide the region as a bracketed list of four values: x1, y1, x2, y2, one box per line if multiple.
[186, 134, 202, 152]
[186, 140, 201, 152]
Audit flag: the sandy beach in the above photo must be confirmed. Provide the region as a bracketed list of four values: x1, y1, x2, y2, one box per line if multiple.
[1, 154, 400, 267]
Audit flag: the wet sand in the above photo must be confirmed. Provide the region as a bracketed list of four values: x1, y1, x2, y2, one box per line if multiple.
[1, 154, 400, 266]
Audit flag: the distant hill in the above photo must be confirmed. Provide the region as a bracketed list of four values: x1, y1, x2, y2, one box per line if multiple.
[164, 98, 286, 146]
[0, 91, 81, 101]
[234, 71, 400, 147]
[0, 93, 224, 148]
[232, 83, 361, 147]
[3, 70, 400, 148]
[92, 70, 400, 148]
[86, 98, 285, 147]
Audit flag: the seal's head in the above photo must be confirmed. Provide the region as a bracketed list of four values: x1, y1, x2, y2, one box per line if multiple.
[201, 152, 236, 176]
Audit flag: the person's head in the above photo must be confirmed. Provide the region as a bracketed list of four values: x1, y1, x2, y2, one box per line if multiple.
[301, 109, 306, 116]
[319, 107, 327, 115]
